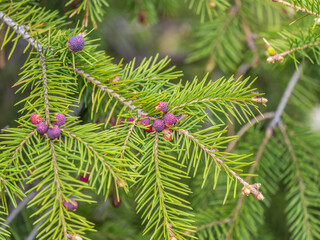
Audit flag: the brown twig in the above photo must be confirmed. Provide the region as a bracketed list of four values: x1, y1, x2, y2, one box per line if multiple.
[270, 0, 320, 18]
[50, 140, 68, 239]
[276, 41, 320, 61]
[242, 18, 260, 66]
[234, 0, 260, 66]
[225, 65, 302, 239]
[226, 112, 275, 152]
[279, 124, 311, 237]
[196, 218, 232, 231]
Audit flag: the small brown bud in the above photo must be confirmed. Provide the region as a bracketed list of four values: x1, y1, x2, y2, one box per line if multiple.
[255, 192, 265, 200]
[162, 129, 172, 142]
[69, 234, 83, 240]
[116, 178, 125, 188]
[251, 183, 261, 190]
[209, 0, 216, 8]
[276, 55, 284, 63]
[138, 10, 147, 25]
[267, 56, 275, 63]
[241, 185, 251, 196]
[112, 76, 120, 83]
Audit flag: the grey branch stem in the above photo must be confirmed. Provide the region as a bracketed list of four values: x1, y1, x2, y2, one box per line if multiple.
[226, 65, 302, 239]
[267, 64, 302, 131]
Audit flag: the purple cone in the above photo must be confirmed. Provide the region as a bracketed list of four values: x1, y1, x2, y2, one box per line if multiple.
[67, 35, 85, 53]
[37, 122, 48, 134]
[153, 119, 165, 132]
[47, 126, 61, 139]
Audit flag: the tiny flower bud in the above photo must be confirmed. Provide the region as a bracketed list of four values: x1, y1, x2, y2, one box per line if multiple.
[116, 179, 125, 188]
[241, 185, 251, 196]
[162, 129, 172, 142]
[276, 55, 284, 63]
[153, 119, 165, 132]
[267, 56, 275, 63]
[80, 174, 89, 183]
[251, 183, 261, 190]
[155, 102, 167, 114]
[209, 0, 216, 8]
[69, 234, 83, 240]
[63, 198, 78, 211]
[112, 195, 122, 208]
[267, 47, 276, 56]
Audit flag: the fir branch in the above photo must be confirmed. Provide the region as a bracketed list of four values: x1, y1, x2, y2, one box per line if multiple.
[73, 68, 148, 117]
[0, 11, 43, 53]
[153, 132, 171, 236]
[169, 97, 219, 113]
[270, 0, 320, 18]
[120, 118, 138, 159]
[26, 218, 46, 240]
[196, 218, 232, 231]
[12, 129, 37, 159]
[226, 65, 302, 239]
[176, 128, 264, 200]
[169, 96, 260, 113]
[40, 54, 50, 124]
[50, 140, 68, 239]
[226, 112, 275, 152]
[0, 11, 143, 118]
[62, 130, 118, 179]
[267, 40, 320, 63]
[279, 124, 311, 237]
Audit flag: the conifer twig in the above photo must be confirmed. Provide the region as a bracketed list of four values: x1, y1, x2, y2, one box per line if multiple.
[269, 41, 320, 63]
[12, 129, 37, 158]
[50, 140, 68, 239]
[196, 218, 232, 231]
[0, 11, 43, 53]
[226, 65, 302, 239]
[169, 97, 258, 113]
[40, 54, 51, 124]
[73, 68, 148, 117]
[270, 0, 320, 18]
[62, 130, 120, 182]
[279, 124, 311, 237]
[120, 118, 138, 159]
[0, 11, 146, 117]
[153, 132, 172, 236]
[176, 128, 264, 200]
[226, 112, 275, 152]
